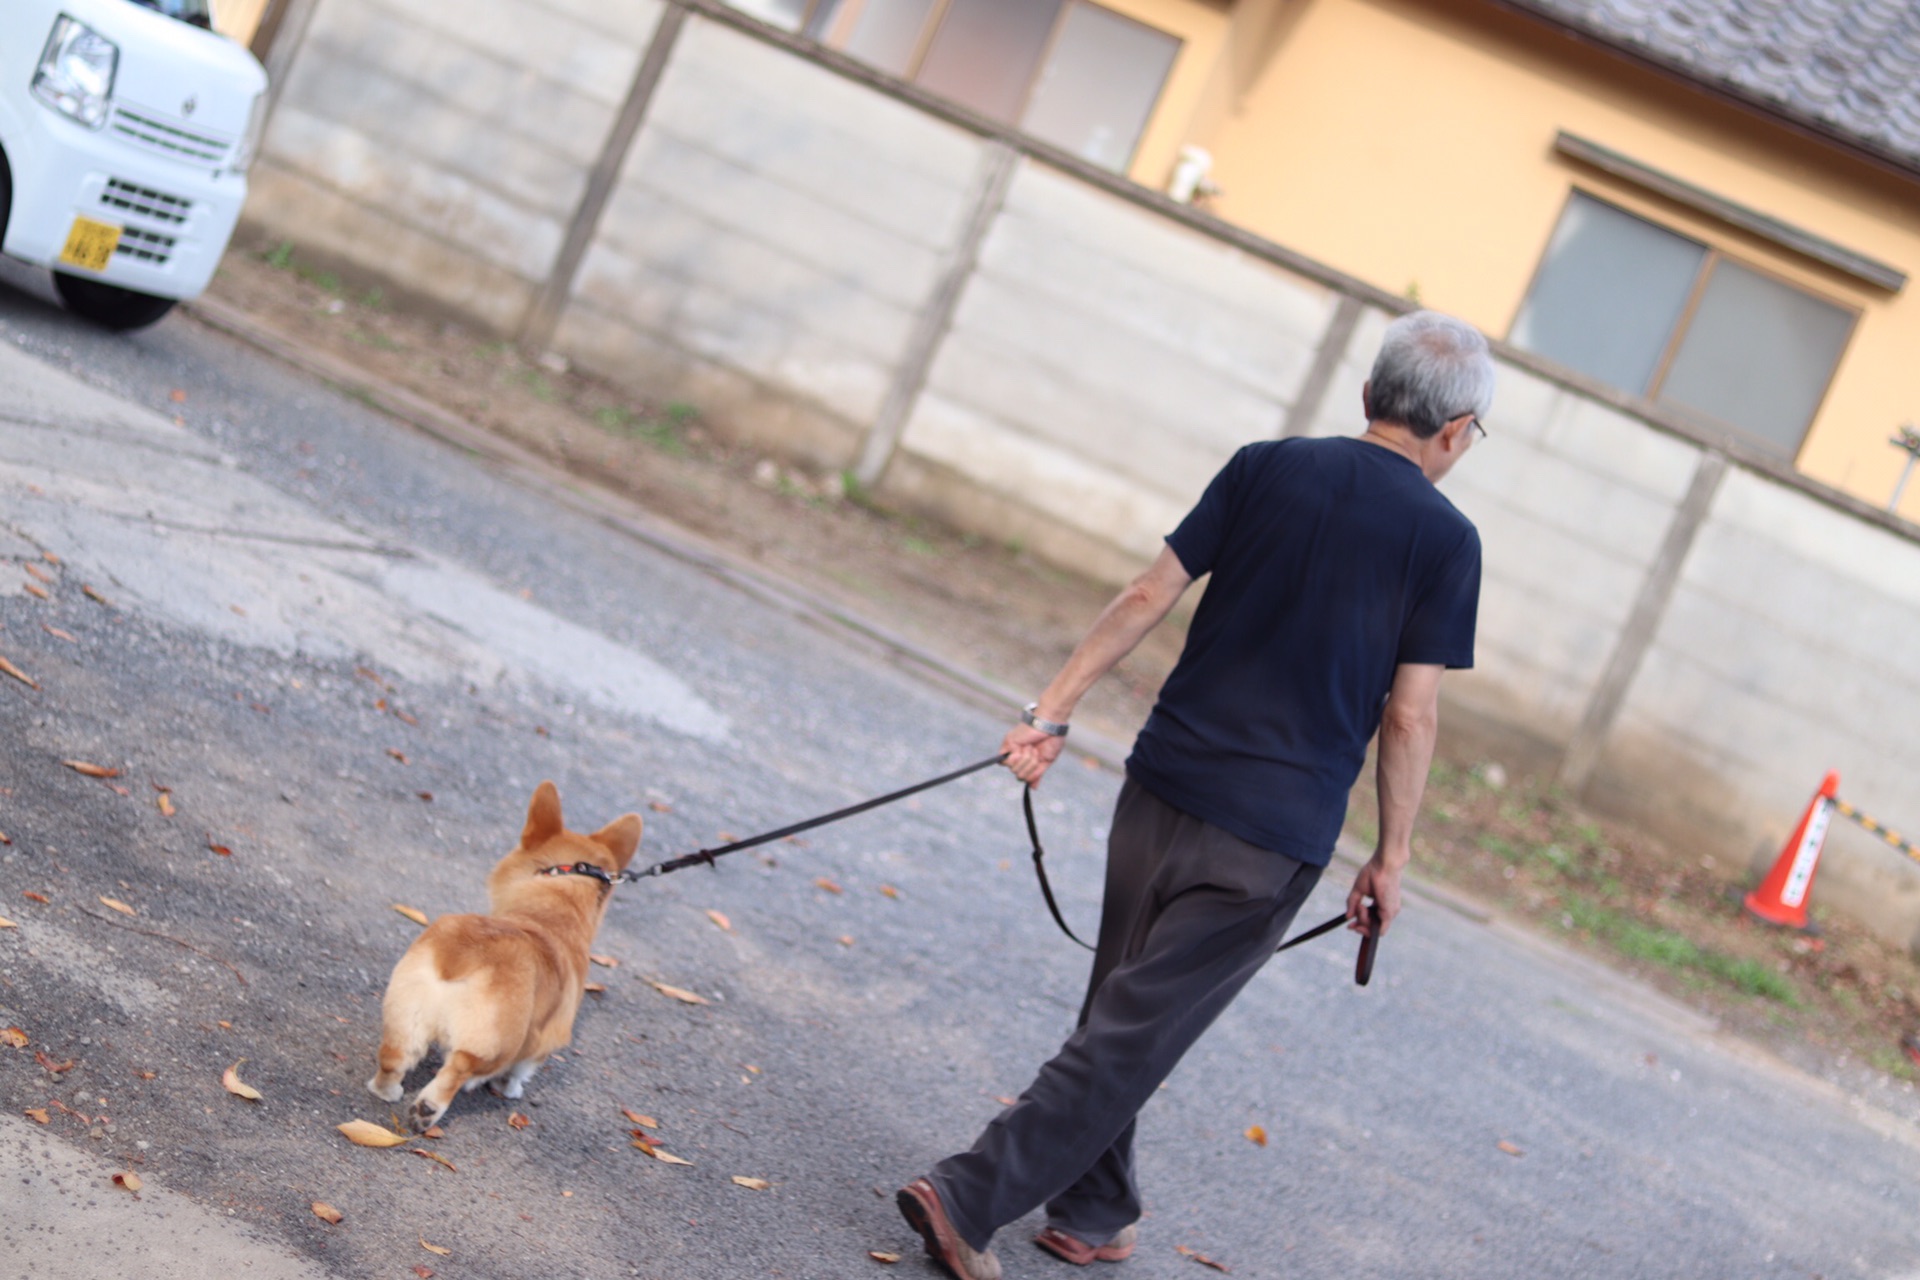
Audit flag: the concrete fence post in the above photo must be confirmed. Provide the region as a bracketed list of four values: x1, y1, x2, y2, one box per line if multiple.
[853, 140, 1019, 491]
[1280, 293, 1363, 438]
[518, 3, 689, 353]
[1558, 448, 1729, 794]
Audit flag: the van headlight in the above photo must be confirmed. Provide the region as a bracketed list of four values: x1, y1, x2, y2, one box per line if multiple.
[229, 92, 266, 174]
[32, 16, 119, 130]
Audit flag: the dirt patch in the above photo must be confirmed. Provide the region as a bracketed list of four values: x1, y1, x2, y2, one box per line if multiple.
[203, 238, 1920, 1088]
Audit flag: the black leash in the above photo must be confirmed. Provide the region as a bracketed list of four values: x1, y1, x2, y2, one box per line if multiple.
[541, 754, 1010, 889]
[541, 754, 1379, 979]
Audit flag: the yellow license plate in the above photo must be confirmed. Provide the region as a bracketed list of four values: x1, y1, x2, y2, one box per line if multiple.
[58, 216, 122, 272]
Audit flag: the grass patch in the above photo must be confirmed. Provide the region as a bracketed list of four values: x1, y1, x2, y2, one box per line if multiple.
[263, 241, 295, 271]
[1564, 896, 1798, 1004]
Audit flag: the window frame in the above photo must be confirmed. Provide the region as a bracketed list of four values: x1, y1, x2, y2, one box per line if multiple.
[1510, 187, 1863, 460]
[797, 0, 1180, 174]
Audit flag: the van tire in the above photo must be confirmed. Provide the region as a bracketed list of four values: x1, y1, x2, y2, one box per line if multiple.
[53, 272, 178, 331]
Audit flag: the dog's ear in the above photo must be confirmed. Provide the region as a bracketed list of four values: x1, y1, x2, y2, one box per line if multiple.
[522, 781, 564, 849]
[592, 814, 643, 869]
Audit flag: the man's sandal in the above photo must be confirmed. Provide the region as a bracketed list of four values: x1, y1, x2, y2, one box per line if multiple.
[1034, 1222, 1138, 1264]
[897, 1178, 1002, 1280]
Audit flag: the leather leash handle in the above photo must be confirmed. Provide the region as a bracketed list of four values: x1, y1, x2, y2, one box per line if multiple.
[1355, 902, 1381, 987]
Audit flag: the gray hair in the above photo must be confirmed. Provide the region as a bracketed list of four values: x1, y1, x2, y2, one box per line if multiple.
[1366, 311, 1496, 438]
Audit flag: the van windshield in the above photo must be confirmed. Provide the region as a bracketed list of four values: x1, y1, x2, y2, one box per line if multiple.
[126, 0, 215, 29]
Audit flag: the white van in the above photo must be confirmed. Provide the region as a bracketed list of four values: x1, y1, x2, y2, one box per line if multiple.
[0, 0, 266, 329]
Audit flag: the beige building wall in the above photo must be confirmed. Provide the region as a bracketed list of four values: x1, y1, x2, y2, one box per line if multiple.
[1190, 0, 1920, 520]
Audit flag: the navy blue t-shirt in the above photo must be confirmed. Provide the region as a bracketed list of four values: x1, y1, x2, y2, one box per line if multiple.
[1126, 437, 1481, 865]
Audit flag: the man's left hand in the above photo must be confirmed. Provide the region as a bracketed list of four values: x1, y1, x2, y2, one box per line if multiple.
[1346, 852, 1406, 935]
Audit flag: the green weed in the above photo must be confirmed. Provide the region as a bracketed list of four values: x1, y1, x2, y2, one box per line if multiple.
[263, 241, 295, 270]
[1564, 896, 1798, 1005]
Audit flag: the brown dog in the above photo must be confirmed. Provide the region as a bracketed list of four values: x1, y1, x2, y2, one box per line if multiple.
[368, 781, 642, 1130]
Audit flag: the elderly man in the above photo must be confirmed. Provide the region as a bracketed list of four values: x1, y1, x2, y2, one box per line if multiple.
[897, 310, 1492, 1278]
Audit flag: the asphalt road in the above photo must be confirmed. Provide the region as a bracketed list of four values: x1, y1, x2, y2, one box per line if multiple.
[2, 271, 1919, 1280]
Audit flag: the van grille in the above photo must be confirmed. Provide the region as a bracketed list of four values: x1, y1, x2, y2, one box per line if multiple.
[108, 103, 233, 167]
[100, 179, 192, 226]
[114, 225, 177, 266]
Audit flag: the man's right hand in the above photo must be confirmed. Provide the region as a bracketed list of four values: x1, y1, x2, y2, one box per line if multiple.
[1001, 722, 1066, 788]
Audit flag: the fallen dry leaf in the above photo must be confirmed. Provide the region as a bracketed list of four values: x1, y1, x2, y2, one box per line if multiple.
[814, 877, 843, 894]
[99, 896, 136, 916]
[421, 1125, 444, 1139]
[730, 1175, 772, 1190]
[1245, 1125, 1268, 1147]
[630, 1132, 693, 1164]
[869, 1251, 902, 1264]
[36, 1051, 76, 1074]
[837, 934, 855, 947]
[208, 840, 233, 857]
[420, 1238, 450, 1256]
[63, 760, 120, 779]
[646, 979, 710, 1006]
[1497, 1140, 1525, 1157]
[648, 799, 671, 813]
[23, 891, 50, 904]
[42, 624, 75, 642]
[112, 1171, 142, 1192]
[0, 654, 39, 689]
[508, 1113, 531, 1130]
[411, 1147, 456, 1172]
[0, 831, 10, 844]
[386, 748, 409, 765]
[583, 982, 606, 995]
[24, 563, 52, 584]
[2, 1027, 27, 1047]
[1176, 1245, 1231, 1272]
[0, 918, 15, 930]
[392, 904, 429, 926]
[169, 387, 187, 403]
[621, 1109, 660, 1129]
[590, 953, 619, 968]
[23, 582, 47, 600]
[414, 1268, 434, 1280]
[311, 1201, 343, 1224]
[23, 1107, 49, 1124]
[82, 584, 111, 605]
[222, 1059, 263, 1101]
[337, 1119, 409, 1147]
[705, 909, 732, 932]
[157, 793, 176, 817]
[878, 884, 900, 899]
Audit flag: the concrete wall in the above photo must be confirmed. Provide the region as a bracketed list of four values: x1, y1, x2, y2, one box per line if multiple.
[891, 162, 1341, 582]
[245, 0, 1920, 950]
[248, 0, 666, 331]
[557, 17, 984, 467]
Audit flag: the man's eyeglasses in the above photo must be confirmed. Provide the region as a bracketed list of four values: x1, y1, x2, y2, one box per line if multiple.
[1451, 412, 1487, 442]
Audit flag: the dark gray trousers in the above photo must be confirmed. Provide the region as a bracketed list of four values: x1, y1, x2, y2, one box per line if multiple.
[929, 775, 1324, 1251]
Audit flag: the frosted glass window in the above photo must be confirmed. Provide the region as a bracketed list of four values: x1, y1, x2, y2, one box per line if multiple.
[915, 0, 1064, 121]
[1658, 261, 1854, 456]
[1022, 3, 1180, 171]
[1511, 193, 1706, 393]
[844, 0, 936, 75]
[723, 0, 812, 32]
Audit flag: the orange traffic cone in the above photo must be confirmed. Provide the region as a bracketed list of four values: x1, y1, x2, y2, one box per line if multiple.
[1744, 772, 1840, 929]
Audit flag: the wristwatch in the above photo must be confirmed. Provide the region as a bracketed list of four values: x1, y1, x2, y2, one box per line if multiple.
[1021, 703, 1070, 738]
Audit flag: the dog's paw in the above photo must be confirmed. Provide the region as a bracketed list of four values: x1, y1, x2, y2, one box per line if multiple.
[406, 1097, 444, 1133]
[367, 1075, 404, 1103]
